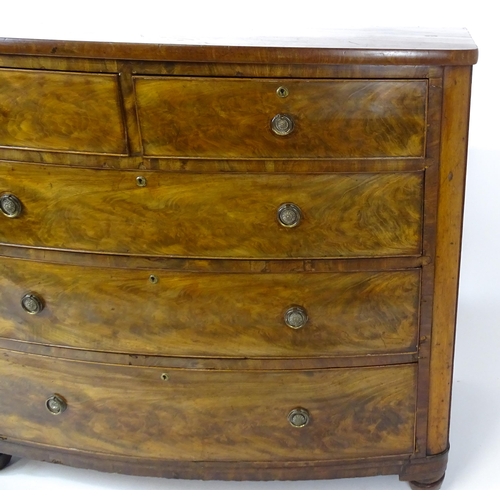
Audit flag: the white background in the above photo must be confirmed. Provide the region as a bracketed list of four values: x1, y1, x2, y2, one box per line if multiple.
[0, 0, 498, 492]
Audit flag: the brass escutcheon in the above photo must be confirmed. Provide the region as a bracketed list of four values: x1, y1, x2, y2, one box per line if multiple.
[136, 176, 147, 187]
[276, 86, 289, 98]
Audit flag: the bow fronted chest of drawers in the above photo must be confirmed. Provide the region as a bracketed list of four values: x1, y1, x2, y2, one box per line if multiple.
[0, 29, 478, 488]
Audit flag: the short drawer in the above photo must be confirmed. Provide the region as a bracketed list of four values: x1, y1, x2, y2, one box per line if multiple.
[0, 164, 424, 259]
[0, 257, 420, 357]
[0, 69, 127, 154]
[0, 350, 417, 461]
[134, 77, 427, 158]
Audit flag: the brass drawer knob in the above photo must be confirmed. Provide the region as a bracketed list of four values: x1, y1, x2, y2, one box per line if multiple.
[284, 306, 308, 329]
[0, 193, 22, 218]
[21, 293, 44, 315]
[277, 203, 302, 228]
[288, 408, 310, 428]
[46, 394, 67, 415]
[271, 114, 294, 136]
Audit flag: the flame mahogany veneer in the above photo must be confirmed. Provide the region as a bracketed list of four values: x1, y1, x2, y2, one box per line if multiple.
[0, 29, 477, 489]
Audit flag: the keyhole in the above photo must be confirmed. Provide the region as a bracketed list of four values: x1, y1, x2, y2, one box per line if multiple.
[276, 86, 289, 98]
[136, 176, 147, 187]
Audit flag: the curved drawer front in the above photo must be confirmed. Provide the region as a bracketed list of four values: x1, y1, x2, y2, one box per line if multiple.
[0, 69, 127, 155]
[0, 164, 423, 258]
[135, 77, 427, 158]
[0, 258, 420, 357]
[0, 350, 417, 461]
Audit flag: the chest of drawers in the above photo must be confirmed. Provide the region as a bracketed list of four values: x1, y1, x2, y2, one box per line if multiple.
[0, 29, 478, 488]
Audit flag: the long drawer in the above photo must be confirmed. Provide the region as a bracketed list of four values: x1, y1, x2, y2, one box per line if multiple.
[134, 77, 427, 158]
[0, 349, 417, 461]
[0, 257, 420, 357]
[0, 163, 424, 259]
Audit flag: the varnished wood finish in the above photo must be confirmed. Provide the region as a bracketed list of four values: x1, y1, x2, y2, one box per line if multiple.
[135, 78, 427, 159]
[0, 438, 412, 480]
[0, 337, 419, 371]
[0, 349, 417, 461]
[0, 69, 127, 154]
[0, 31, 477, 486]
[409, 475, 445, 490]
[0, 163, 424, 259]
[0, 244, 430, 273]
[0, 29, 478, 65]
[0, 257, 420, 358]
[427, 66, 473, 456]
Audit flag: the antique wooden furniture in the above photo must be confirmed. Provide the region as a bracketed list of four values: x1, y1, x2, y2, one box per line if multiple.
[0, 29, 478, 489]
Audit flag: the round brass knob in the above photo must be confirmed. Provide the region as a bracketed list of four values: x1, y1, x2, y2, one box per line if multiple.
[0, 193, 22, 218]
[277, 203, 302, 228]
[284, 306, 308, 329]
[21, 293, 44, 315]
[271, 114, 294, 136]
[288, 408, 310, 428]
[46, 394, 67, 415]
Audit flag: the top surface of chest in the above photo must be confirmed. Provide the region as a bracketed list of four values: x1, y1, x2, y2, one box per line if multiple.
[0, 27, 478, 65]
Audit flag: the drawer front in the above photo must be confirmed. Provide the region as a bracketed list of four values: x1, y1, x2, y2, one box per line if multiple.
[0, 69, 127, 154]
[134, 77, 427, 158]
[0, 350, 417, 461]
[0, 258, 420, 357]
[0, 164, 424, 259]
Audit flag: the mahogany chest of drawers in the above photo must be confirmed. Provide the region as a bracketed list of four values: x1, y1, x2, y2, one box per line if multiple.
[0, 30, 478, 488]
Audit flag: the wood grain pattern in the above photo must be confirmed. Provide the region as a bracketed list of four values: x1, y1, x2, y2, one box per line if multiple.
[0, 437, 411, 480]
[0, 33, 478, 485]
[0, 163, 424, 259]
[0, 336, 419, 371]
[0, 69, 127, 154]
[135, 78, 427, 158]
[0, 349, 417, 461]
[0, 53, 437, 79]
[0, 257, 420, 358]
[0, 29, 478, 65]
[0, 244, 430, 273]
[427, 66, 472, 455]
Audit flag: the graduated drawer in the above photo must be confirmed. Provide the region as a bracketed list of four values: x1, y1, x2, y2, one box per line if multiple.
[0, 257, 420, 357]
[0, 350, 417, 461]
[134, 77, 427, 158]
[0, 164, 424, 259]
[0, 69, 127, 155]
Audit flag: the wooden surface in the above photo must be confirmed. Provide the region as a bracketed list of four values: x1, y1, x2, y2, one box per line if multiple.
[0, 164, 424, 259]
[0, 61, 439, 168]
[0, 29, 478, 65]
[0, 69, 127, 154]
[135, 78, 427, 158]
[0, 349, 417, 461]
[0, 257, 420, 358]
[0, 32, 477, 486]
[427, 66, 472, 456]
